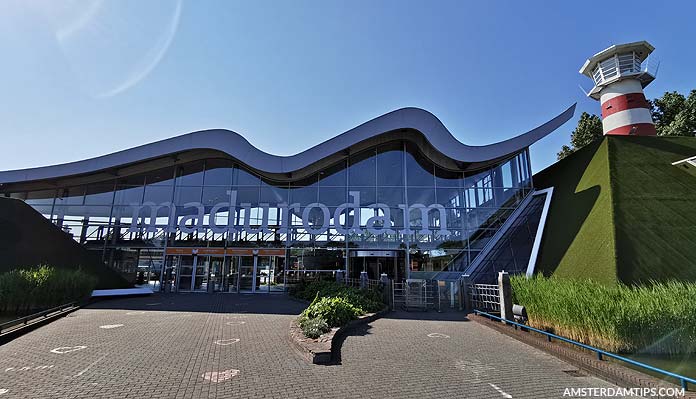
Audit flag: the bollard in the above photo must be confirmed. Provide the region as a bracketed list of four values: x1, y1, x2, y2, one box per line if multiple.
[360, 271, 368, 289]
[461, 275, 471, 313]
[498, 271, 513, 324]
[379, 274, 390, 309]
[386, 279, 393, 310]
[335, 269, 345, 284]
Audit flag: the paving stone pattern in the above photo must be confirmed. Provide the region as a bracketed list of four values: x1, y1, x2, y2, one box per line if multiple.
[0, 294, 625, 398]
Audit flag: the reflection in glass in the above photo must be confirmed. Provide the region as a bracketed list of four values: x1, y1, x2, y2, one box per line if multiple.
[377, 144, 403, 186]
[319, 160, 347, 187]
[405, 143, 434, 187]
[176, 161, 204, 186]
[349, 149, 376, 186]
[204, 159, 234, 186]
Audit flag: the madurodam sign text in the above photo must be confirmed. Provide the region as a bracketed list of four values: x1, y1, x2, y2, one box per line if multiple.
[128, 190, 451, 236]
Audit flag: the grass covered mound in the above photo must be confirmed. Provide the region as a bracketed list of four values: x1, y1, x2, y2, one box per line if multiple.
[292, 280, 385, 338]
[609, 137, 696, 283]
[0, 265, 97, 315]
[533, 136, 696, 285]
[511, 275, 696, 355]
[0, 197, 130, 289]
[533, 139, 617, 282]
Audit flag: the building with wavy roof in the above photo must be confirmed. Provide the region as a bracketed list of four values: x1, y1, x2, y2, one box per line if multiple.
[0, 105, 575, 292]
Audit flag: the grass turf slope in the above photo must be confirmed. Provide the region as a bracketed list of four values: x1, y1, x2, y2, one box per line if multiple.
[533, 139, 617, 283]
[610, 137, 696, 283]
[533, 136, 696, 284]
[0, 197, 130, 289]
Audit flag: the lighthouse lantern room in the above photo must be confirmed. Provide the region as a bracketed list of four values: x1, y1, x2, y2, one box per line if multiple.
[580, 41, 659, 136]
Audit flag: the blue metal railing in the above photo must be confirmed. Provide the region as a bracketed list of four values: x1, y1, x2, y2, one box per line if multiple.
[474, 310, 696, 391]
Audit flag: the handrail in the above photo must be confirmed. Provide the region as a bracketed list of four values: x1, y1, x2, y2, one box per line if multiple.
[0, 302, 77, 334]
[461, 191, 536, 277]
[474, 310, 695, 391]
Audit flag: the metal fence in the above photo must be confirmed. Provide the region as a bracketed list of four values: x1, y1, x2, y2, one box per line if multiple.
[284, 270, 336, 285]
[343, 277, 382, 290]
[468, 283, 500, 312]
[0, 302, 78, 335]
[392, 279, 436, 311]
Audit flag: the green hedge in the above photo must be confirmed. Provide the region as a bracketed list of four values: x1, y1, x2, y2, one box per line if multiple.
[0, 265, 97, 315]
[511, 275, 696, 354]
[291, 280, 384, 313]
[292, 280, 386, 338]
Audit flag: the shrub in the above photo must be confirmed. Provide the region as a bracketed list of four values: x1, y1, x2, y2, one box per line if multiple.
[300, 317, 330, 339]
[511, 275, 696, 354]
[300, 296, 361, 328]
[292, 280, 385, 313]
[0, 265, 98, 315]
[339, 289, 384, 313]
[293, 280, 386, 338]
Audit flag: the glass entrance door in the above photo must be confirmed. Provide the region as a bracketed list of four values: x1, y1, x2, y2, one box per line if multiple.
[257, 256, 286, 293]
[238, 256, 256, 293]
[193, 256, 209, 292]
[163, 255, 178, 293]
[169, 253, 285, 293]
[177, 255, 195, 292]
[209, 256, 225, 292]
[223, 256, 239, 293]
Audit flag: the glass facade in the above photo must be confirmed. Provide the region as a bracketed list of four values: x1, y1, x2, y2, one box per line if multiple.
[3, 141, 533, 288]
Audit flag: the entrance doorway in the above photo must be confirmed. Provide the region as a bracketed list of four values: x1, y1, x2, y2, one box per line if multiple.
[349, 250, 406, 281]
[172, 255, 209, 293]
[163, 248, 286, 294]
[236, 255, 286, 293]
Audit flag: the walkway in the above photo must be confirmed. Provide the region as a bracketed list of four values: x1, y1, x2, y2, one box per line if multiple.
[0, 294, 623, 398]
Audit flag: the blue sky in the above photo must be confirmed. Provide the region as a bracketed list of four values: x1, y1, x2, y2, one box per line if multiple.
[1, 0, 695, 173]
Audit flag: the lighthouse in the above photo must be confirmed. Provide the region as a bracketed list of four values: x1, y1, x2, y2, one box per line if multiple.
[580, 41, 658, 136]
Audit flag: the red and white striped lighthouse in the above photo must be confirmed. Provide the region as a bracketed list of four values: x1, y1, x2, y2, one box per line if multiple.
[580, 41, 658, 136]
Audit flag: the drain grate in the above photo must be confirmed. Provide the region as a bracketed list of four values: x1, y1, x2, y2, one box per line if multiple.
[562, 369, 586, 377]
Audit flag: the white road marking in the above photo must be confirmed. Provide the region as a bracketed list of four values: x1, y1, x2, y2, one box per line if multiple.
[99, 324, 124, 329]
[427, 333, 450, 338]
[202, 369, 239, 383]
[74, 354, 108, 377]
[225, 321, 246, 326]
[488, 383, 512, 398]
[51, 346, 87, 354]
[454, 359, 496, 383]
[146, 303, 162, 306]
[0, 388, 8, 395]
[214, 338, 240, 346]
[4, 365, 54, 372]
[126, 311, 145, 315]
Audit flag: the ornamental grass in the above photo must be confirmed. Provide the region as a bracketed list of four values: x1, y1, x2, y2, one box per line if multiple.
[511, 275, 696, 355]
[0, 265, 97, 315]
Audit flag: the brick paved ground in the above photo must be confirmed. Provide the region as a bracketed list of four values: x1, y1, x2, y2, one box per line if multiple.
[0, 294, 630, 398]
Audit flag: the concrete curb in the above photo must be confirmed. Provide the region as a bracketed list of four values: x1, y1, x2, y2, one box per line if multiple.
[289, 307, 390, 365]
[471, 314, 696, 399]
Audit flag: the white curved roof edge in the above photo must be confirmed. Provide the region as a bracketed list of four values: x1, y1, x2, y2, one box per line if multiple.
[0, 104, 576, 184]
